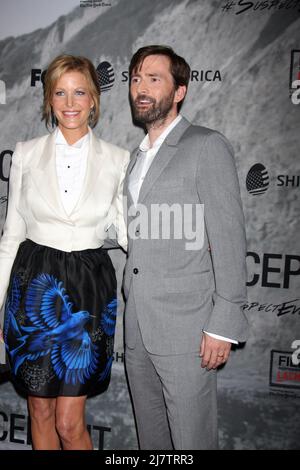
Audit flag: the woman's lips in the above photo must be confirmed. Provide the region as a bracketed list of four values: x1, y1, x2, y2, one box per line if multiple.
[62, 111, 80, 117]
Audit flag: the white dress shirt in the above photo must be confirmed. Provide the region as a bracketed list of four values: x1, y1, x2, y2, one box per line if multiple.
[128, 115, 237, 345]
[129, 115, 182, 206]
[55, 128, 89, 215]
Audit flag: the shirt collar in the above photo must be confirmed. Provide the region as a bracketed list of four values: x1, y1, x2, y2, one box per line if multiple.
[139, 114, 182, 152]
[55, 127, 90, 149]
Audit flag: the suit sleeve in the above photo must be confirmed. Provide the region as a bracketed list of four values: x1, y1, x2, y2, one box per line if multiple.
[0, 143, 26, 311]
[196, 132, 249, 342]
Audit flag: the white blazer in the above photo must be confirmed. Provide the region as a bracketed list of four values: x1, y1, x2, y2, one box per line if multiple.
[0, 128, 130, 310]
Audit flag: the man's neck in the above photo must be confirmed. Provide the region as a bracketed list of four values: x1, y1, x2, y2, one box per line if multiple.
[146, 111, 179, 148]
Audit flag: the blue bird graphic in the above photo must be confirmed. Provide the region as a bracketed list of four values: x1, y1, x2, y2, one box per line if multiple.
[100, 299, 117, 337]
[98, 355, 113, 383]
[4, 275, 21, 344]
[9, 273, 99, 384]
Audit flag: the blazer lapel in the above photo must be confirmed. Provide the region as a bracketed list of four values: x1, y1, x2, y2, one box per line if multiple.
[69, 129, 103, 215]
[30, 132, 68, 219]
[138, 117, 191, 205]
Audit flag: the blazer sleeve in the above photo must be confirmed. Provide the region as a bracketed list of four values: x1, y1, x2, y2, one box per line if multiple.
[0, 143, 26, 311]
[111, 150, 130, 250]
[196, 132, 249, 342]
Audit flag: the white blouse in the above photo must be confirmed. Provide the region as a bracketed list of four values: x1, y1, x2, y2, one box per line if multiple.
[55, 129, 89, 215]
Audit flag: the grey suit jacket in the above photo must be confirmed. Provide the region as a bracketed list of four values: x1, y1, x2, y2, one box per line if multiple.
[123, 117, 248, 355]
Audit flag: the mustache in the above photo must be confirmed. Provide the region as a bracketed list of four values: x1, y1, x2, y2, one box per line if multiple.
[133, 94, 156, 105]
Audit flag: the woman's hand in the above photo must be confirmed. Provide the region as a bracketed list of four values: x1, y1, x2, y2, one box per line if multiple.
[0, 328, 4, 344]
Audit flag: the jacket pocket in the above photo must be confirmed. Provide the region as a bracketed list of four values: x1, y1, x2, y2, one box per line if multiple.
[164, 271, 212, 293]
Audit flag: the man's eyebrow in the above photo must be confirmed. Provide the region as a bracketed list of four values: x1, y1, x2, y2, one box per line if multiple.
[132, 72, 162, 77]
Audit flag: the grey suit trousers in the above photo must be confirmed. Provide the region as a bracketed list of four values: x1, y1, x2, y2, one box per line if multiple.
[125, 307, 218, 450]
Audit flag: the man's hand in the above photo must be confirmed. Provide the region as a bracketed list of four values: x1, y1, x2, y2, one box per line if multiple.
[200, 333, 231, 369]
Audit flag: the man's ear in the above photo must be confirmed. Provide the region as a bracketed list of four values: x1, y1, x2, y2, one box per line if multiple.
[174, 85, 187, 104]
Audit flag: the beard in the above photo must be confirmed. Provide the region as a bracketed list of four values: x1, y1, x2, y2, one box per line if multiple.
[130, 89, 175, 125]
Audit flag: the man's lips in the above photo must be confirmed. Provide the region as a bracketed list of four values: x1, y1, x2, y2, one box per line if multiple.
[134, 96, 155, 107]
[135, 101, 154, 109]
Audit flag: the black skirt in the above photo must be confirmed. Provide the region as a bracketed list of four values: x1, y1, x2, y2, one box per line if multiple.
[4, 239, 117, 398]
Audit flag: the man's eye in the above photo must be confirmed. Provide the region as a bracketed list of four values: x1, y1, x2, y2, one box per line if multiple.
[131, 77, 140, 83]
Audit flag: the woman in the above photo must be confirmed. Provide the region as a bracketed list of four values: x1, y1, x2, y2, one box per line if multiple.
[0, 55, 129, 450]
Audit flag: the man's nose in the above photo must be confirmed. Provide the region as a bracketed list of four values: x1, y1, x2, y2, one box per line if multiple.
[136, 78, 149, 94]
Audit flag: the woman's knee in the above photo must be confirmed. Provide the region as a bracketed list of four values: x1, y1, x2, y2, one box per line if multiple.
[56, 409, 86, 442]
[28, 396, 56, 424]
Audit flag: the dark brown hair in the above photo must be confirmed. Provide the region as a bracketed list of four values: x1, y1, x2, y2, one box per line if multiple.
[129, 45, 190, 111]
[42, 54, 100, 129]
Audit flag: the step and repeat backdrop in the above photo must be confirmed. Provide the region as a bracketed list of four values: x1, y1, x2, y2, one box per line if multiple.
[0, 0, 299, 450]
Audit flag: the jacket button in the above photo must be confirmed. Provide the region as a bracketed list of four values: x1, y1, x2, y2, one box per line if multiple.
[133, 268, 139, 274]
[135, 229, 140, 236]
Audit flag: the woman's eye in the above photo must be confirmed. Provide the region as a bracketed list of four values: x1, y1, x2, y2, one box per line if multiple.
[76, 90, 86, 96]
[55, 91, 64, 96]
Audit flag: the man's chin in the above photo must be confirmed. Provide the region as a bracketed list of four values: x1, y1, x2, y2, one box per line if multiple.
[133, 112, 153, 125]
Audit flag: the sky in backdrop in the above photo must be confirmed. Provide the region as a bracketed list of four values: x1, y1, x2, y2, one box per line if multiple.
[0, 0, 78, 40]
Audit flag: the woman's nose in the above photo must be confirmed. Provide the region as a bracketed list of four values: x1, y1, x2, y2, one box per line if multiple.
[66, 93, 74, 107]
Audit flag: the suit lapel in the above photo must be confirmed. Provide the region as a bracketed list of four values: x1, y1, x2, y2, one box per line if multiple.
[123, 147, 139, 203]
[137, 117, 191, 205]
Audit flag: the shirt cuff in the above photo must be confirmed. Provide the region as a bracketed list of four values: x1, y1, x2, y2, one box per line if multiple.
[203, 331, 238, 344]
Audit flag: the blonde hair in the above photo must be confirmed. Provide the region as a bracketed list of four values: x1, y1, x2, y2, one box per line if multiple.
[42, 54, 100, 129]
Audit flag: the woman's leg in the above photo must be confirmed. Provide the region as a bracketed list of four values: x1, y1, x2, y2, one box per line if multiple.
[55, 396, 93, 450]
[28, 396, 61, 450]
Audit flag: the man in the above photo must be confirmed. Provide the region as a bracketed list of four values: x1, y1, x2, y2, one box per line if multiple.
[123, 45, 248, 450]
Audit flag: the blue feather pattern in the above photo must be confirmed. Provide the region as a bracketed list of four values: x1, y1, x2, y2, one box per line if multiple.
[4, 275, 21, 344]
[7, 273, 99, 384]
[100, 299, 117, 336]
[98, 355, 113, 383]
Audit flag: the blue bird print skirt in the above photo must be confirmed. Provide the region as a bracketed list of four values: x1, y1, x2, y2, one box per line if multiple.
[4, 239, 117, 397]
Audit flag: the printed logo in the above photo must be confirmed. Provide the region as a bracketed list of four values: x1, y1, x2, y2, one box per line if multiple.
[246, 252, 300, 289]
[246, 163, 300, 195]
[31, 62, 115, 93]
[269, 350, 300, 396]
[242, 299, 300, 316]
[246, 163, 269, 195]
[80, 0, 111, 7]
[121, 69, 222, 83]
[96, 61, 114, 92]
[221, 0, 300, 15]
[31, 69, 46, 87]
[0, 410, 111, 449]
